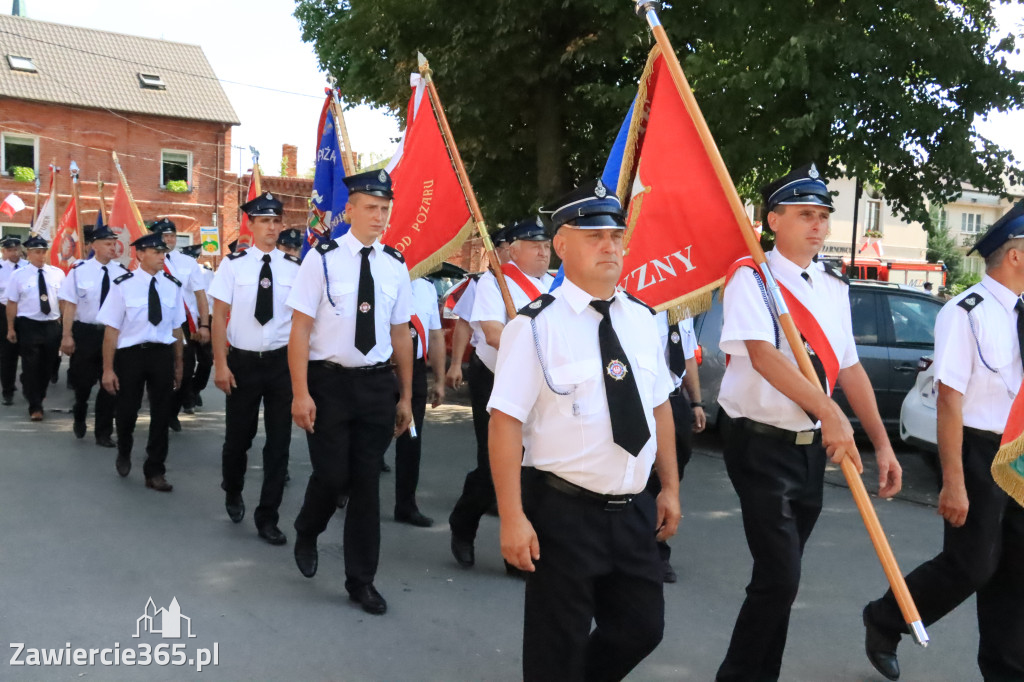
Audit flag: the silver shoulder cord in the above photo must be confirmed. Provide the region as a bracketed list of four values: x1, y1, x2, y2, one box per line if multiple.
[321, 250, 336, 308]
[966, 310, 998, 373]
[530, 317, 572, 396]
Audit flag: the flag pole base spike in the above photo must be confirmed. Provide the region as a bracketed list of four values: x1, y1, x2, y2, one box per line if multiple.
[909, 621, 929, 647]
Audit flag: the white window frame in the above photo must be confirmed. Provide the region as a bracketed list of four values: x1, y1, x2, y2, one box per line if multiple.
[160, 149, 192, 189]
[6, 55, 36, 73]
[865, 199, 882, 233]
[961, 212, 983, 234]
[1, 133, 39, 176]
[936, 209, 948, 232]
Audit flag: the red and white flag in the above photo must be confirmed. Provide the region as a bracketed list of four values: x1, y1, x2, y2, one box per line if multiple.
[107, 180, 145, 269]
[0, 193, 26, 217]
[32, 167, 58, 241]
[382, 73, 474, 279]
[859, 235, 884, 258]
[50, 196, 79, 272]
[236, 163, 262, 251]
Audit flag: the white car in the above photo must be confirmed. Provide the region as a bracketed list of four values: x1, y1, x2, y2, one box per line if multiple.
[899, 355, 937, 452]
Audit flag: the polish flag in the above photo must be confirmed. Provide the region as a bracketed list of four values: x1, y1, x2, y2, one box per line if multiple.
[0, 193, 26, 217]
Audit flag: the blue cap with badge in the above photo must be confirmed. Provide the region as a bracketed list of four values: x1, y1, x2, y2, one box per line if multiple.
[90, 224, 118, 241]
[131, 233, 170, 251]
[541, 179, 626, 230]
[23, 235, 48, 249]
[761, 162, 835, 213]
[343, 169, 393, 200]
[147, 218, 177, 235]
[968, 199, 1024, 257]
[241, 191, 283, 217]
[491, 226, 511, 247]
[179, 244, 202, 258]
[505, 216, 550, 243]
[277, 228, 303, 248]
[1, 235, 22, 248]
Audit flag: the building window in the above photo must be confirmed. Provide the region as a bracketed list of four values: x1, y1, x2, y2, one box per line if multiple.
[865, 200, 882, 233]
[961, 213, 983, 234]
[1, 133, 37, 176]
[161, 150, 191, 189]
[6, 55, 36, 73]
[138, 73, 166, 90]
[936, 210, 948, 232]
[0, 224, 31, 241]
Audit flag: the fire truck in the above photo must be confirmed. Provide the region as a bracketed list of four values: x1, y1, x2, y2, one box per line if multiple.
[838, 258, 946, 289]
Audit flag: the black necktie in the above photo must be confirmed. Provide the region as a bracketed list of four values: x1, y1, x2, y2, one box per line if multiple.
[801, 271, 812, 286]
[100, 265, 110, 306]
[255, 254, 273, 325]
[148, 277, 162, 326]
[590, 299, 651, 457]
[1016, 299, 1024, 371]
[667, 322, 685, 377]
[37, 269, 50, 314]
[355, 246, 376, 355]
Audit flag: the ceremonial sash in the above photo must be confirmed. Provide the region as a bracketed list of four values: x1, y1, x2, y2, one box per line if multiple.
[501, 263, 542, 302]
[410, 314, 428, 361]
[725, 257, 840, 395]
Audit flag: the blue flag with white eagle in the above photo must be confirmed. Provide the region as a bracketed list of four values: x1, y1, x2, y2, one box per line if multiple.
[304, 105, 350, 257]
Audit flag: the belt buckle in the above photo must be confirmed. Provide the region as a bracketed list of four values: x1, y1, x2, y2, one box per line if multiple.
[795, 431, 814, 446]
[603, 497, 630, 512]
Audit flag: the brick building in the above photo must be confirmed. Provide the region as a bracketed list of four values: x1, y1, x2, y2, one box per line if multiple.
[0, 13, 238, 251]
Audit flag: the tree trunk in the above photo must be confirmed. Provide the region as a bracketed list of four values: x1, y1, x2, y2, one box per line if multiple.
[534, 84, 564, 202]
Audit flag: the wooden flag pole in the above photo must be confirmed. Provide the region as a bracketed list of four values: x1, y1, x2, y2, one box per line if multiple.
[69, 161, 85, 261]
[97, 173, 108, 224]
[633, 0, 928, 647]
[417, 52, 517, 319]
[327, 81, 358, 176]
[31, 176, 40, 231]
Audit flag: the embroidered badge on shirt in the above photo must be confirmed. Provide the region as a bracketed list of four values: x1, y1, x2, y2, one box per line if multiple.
[606, 359, 628, 381]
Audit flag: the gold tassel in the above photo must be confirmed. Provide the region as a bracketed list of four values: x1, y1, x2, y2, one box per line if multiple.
[407, 217, 476, 280]
[616, 44, 661, 211]
[992, 437, 1024, 507]
[654, 277, 723, 323]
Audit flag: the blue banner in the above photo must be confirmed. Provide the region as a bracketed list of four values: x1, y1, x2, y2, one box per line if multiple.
[303, 106, 350, 257]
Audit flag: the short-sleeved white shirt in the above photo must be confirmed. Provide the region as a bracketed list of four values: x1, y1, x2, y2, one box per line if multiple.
[933, 276, 1022, 433]
[58, 259, 127, 324]
[164, 251, 206, 320]
[0, 259, 26, 304]
[207, 246, 298, 352]
[487, 277, 674, 495]
[657, 312, 696, 387]
[410, 278, 442, 359]
[97, 269, 187, 347]
[7, 264, 65, 321]
[470, 262, 553, 371]
[718, 249, 858, 431]
[451, 277, 485, 351]
[285, 231, 412, 366]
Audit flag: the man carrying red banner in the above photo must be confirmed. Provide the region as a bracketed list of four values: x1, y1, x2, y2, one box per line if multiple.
[715, 164, 902, 682]
[863, 200, 1024, 682]
[449, 218, 553, 571]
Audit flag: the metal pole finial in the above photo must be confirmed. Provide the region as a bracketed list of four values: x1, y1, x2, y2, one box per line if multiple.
[635, 0, 662, 18]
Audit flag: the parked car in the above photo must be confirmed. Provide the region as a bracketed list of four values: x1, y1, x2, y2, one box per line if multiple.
[899, 355, 938, 452]
[693, 280, 944, 431]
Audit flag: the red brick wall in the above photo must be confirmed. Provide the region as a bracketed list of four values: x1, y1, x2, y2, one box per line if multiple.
[0, 97, 235, 250]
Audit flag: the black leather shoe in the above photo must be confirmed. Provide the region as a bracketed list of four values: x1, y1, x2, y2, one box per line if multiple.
[73, 420, 86, 439]
[336, 494, 349, 509]
[115, 455, 131, 477]
[863, 606, 901, 681]
[95, 436, 117, 448]
[225, 492, 245, 523]
[294, 535, 318, 578]
[451, 532, 475, 568]
[1, 394, 12, 406]
[662, 559, 678, 584]
[348, 584, 387, 615]
[182, 404, 195, 415]
[380, 460, 391, 473]
[395, 510, 434, 527]
[257, 525, 287, 546]
[168, 416, 182, 432]
[145, 475, 173, 492]
[194, 394, 203, 407]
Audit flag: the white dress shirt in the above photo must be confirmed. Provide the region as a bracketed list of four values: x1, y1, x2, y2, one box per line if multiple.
[410, 277, 442, 360]
[7, 264, 65, 321]
[163, 251, 206, 322]
[97, 269, 187, 347]
[471, 262, 554, 371]
[933, 275, 1023, 434]
[207, 246, 297, 352]
[451, 277, 485, 351]
[0, 258, 26, 305]
[58, 258, 126, 324]
[286, 231, 412, 366]
[718, 249, 858, 431]
[487, 277, 674, 495]
[657, 312, 697, 388]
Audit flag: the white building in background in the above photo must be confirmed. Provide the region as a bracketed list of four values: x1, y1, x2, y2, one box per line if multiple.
[933, 184, 1022, 276]
[820, 176, 929, 262]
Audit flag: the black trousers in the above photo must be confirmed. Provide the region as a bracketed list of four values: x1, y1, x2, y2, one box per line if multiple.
[449, 352, 495, 541]
[192, 340, 213, 397]
[522, 469, 665, 682]
[69, 322, 115, 439]
[170, 324, 196, 415]
[294, 364, 397, 592]
[716, 416, 826, 682]
[867, 430, 1024, 681]
[394, 358, 428, 516]
[220, 348, 292, 528]
[114, 343, 174, 478]
[15, 318, 60, 413]
[645, 391, 694, 562]
[0, 303, 20, 398]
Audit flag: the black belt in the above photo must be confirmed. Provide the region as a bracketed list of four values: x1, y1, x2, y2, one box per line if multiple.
[73, 321, 106, 331]
[537, 470, 636, 512]
[310, 360, 393, 375]
[229, 346, 287, 360]
[121, 342, 171, 351]
[734, 416, 821, 446]
[964, 427, 1001, 447]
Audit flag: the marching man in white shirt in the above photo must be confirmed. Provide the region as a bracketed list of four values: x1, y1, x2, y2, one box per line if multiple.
[0, 235, 26, 405]
[489, 180, 680, 681]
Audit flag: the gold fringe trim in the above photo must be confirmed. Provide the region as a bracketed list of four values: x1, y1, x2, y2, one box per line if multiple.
[616, 44, 661, 213]
[992, 436, 1024, 508]
[407, 216, 476, 280]
[654, 277, 723, 323]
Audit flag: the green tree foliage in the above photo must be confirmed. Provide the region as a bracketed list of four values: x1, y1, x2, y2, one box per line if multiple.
[294, 0, 1023, 225]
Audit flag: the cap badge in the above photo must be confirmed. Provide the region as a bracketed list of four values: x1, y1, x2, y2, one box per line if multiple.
[594, 181, 608, 199]
[359, 301, 372, 314]
[808, 163, 820, 179]
[259, 277, 272, 289]
[606, 359, 628, 381]
[670, 331, 681, 344]
[266, 193, 274, 201]
[378, 170, 387, 183]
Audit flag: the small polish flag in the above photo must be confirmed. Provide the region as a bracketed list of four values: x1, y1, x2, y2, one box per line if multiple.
[0, 193, 26, 217]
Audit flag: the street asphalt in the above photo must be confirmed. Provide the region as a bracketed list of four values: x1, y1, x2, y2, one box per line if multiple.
[0, 371, 984, 681]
